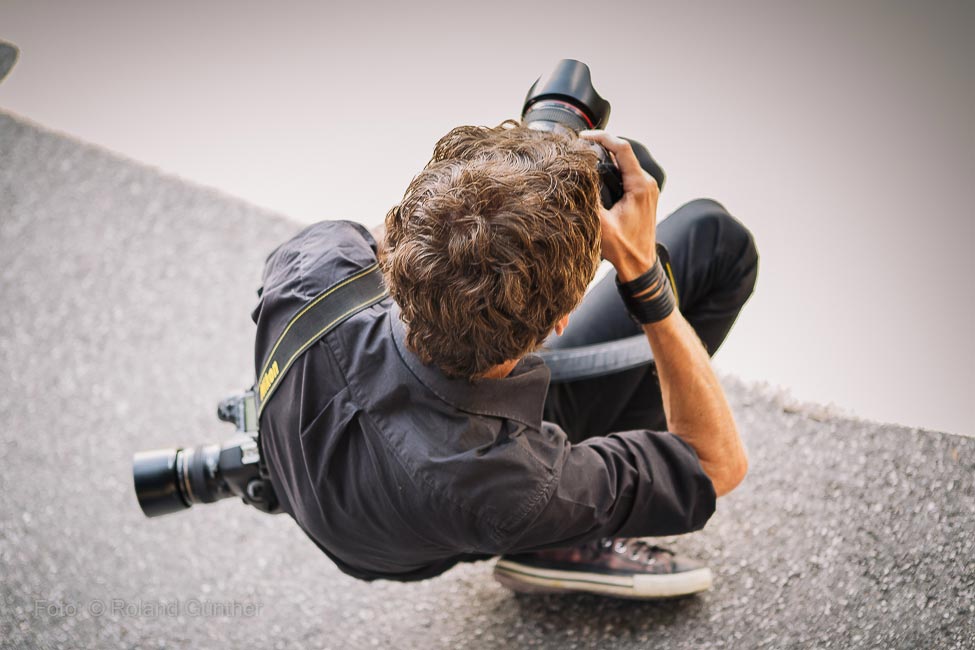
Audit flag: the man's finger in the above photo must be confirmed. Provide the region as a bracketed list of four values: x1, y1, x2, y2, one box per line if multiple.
[579, 130, 648, 194]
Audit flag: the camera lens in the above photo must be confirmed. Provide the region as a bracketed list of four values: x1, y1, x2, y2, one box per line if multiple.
[133, 443, 230, 517]
[132, 448, 190, 517]
[185, 444, 223, 504]
[522, 59, 611, 130]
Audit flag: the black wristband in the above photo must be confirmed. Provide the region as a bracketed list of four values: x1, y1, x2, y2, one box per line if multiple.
[615, 244, 677, 324]
[618, 256, 666, 297]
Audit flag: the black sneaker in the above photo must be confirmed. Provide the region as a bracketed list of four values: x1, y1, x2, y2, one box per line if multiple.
[494, 538, 712, 600]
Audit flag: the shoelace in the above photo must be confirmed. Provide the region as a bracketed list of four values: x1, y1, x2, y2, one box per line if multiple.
[594, 537, 673, 565]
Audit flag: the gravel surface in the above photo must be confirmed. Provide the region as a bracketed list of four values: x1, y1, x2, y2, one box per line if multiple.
[1, 112, 973, 649]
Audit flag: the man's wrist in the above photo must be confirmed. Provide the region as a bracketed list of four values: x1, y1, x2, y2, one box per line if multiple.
[614, 250, 657, 283]
[616, 254, 676, 324]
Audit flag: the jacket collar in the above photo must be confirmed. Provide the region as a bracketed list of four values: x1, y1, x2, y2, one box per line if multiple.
[388, 302, 550, 430]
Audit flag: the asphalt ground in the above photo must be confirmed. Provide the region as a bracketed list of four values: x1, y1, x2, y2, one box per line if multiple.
[1, 111, 973, 649]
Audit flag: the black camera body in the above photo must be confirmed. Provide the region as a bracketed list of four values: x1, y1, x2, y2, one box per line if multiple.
[521, 59, 666, 208]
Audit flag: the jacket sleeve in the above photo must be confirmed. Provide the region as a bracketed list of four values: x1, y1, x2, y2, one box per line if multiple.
[502, 426, 717, 553]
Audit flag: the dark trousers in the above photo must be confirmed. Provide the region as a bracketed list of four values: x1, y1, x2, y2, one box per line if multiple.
[542, 198, 759, 442]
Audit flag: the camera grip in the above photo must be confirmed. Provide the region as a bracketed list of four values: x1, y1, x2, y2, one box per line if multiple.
[621, 137, 666, 191]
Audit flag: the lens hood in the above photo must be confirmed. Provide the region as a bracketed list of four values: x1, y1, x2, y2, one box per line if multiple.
[132, 448, 190, 517]
[522, 59, 611, 129]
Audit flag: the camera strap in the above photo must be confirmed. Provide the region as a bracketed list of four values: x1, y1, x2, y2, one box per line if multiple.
[255, 263, 388, 418]
[253, 251, 679, 411]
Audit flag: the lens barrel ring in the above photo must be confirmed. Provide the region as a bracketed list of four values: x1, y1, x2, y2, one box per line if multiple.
[523, 105, 590, 133]
[187, 445, 220, 504]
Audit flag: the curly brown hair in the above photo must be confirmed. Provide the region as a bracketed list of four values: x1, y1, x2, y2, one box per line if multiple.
[381, 120, 602, 380]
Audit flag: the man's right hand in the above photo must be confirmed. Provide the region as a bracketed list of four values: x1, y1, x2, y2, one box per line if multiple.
[579, 130, 660, 282]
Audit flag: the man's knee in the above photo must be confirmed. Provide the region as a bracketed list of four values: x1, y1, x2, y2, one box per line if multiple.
[671, 198, 758, 278]
[662, 198, 758, 313]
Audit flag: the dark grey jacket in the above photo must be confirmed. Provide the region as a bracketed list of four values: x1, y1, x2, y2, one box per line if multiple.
[252, 220, 715, 582]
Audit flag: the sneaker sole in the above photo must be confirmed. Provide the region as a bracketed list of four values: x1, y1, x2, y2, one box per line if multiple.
[493, 559, 713, 600]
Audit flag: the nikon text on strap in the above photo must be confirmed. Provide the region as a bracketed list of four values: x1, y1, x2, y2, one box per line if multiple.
[255, 263, 388, 418]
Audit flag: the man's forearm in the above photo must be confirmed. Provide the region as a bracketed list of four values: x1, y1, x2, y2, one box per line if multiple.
[643, 310, 747, 497]
[576, 129, 747, 497]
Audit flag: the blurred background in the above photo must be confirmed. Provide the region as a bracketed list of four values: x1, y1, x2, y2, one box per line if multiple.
[2, 0, 972, 435]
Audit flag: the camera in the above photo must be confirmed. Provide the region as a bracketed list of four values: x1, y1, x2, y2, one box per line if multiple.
[521, 58, 666, 208]
[132, 391, 280, 517]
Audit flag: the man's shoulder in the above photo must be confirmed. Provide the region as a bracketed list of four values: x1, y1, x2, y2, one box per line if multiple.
[252, 220, 380, 330]
[263, 220, 378, 298]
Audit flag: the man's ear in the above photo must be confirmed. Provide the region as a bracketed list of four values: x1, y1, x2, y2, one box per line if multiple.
[553, 314, 571, 336]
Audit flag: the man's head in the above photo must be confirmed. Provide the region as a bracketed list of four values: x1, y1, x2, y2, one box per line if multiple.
[381, 120, 602, 381]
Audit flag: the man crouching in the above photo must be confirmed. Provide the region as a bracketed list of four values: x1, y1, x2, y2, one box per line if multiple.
[253, 121, 757, 598]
